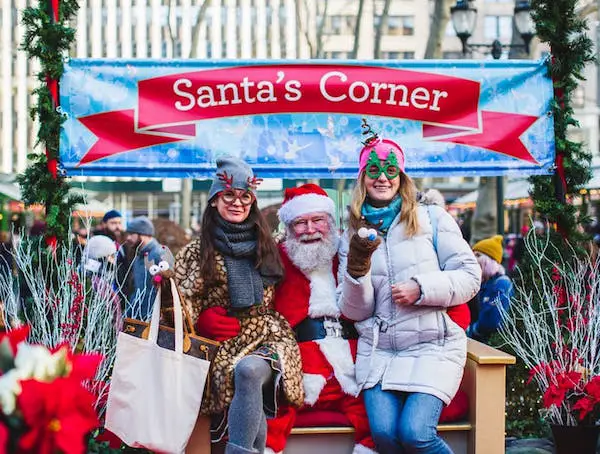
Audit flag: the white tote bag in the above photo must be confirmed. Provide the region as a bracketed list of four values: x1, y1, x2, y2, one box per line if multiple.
[105, 279, 210, 453]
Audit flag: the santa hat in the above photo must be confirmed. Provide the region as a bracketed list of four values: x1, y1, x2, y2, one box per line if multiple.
[278, 184, 335, 225]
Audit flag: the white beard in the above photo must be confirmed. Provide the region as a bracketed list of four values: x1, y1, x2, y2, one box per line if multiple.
[285, 229, 339, 273]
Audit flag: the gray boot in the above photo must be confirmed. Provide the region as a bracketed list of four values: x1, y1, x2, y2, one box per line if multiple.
[224, 441, 259, 454]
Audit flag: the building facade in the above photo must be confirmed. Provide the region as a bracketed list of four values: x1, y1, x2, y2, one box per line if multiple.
[0, 0, 598, 221]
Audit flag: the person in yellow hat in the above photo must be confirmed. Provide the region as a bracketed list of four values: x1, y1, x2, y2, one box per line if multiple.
[467, 235, 514, 343]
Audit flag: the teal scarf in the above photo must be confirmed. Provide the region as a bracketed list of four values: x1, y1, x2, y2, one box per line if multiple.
[361, 196, 402, 234]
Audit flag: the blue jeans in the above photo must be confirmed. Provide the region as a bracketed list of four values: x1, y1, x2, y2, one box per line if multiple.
[363, 384, 452, 454]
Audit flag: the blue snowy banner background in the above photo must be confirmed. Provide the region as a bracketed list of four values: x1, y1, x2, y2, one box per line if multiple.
[60, 58, 555, 179]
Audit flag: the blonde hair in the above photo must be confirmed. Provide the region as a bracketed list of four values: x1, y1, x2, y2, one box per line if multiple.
[349, 171, 420, 237]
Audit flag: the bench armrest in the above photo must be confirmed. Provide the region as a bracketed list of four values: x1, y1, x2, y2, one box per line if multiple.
[467, 339, 516, 365]
[462, 339, 515, 454]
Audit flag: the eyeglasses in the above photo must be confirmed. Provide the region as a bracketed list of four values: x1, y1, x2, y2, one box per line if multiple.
[366, 164, 400, 180]
[219, 189, 255, 206]
[292, 216, 329, 232]
[364, 150, 400, 180]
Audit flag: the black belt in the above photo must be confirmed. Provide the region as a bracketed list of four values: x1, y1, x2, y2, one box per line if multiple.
[294, 317, 358, 342]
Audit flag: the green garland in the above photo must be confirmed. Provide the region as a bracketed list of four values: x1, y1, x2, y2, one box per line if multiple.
[18, 0, 82, 244]
[529, 0, 595, 239]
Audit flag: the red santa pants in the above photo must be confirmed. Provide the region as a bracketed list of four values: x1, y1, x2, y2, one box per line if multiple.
[266, 376, 375, 453]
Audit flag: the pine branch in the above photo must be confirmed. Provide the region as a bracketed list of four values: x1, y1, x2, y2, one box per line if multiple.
[528, 0, 595, 240]
[18, 0, 80, 244]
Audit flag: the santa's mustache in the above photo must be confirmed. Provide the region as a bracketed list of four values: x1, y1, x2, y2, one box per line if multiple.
[298, 232, 324, 242]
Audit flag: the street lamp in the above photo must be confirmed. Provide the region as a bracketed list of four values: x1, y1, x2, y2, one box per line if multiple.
[450, 0, 535, 60]
[450, 0, 535, 235]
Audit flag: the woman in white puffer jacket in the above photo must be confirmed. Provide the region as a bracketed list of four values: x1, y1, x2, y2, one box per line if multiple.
[338, 128, 481, 454]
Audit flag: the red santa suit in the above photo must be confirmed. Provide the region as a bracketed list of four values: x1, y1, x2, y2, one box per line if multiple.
[265, 243, 376, 454]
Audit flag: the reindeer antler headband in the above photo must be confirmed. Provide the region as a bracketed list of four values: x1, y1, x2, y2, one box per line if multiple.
[246, 176, 263, 190]
[216, 171, 234, 189]
[216, 170, 263, 191]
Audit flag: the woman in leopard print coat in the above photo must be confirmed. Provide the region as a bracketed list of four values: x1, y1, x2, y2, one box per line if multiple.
[174, 157, 303, 454]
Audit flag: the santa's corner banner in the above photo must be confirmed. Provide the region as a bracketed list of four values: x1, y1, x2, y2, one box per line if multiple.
[60, 58, 555, 179]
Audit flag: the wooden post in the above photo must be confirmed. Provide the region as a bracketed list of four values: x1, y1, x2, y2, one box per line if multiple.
[463, 339, 515, 454]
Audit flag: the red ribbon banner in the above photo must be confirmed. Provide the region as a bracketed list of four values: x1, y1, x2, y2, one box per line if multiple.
[77, 64, 539, 166]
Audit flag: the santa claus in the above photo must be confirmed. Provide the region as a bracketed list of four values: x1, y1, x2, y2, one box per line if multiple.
[265, 184, 376, 454]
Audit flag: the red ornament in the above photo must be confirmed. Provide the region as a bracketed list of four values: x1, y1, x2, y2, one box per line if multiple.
[47, 158, 58, 179]
[45, 235, 57, 250]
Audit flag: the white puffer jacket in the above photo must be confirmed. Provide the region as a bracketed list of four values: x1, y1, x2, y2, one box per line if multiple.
[338, 204, 481, 404]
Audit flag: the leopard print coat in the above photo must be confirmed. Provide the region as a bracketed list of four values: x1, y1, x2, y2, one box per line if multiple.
[174, 239, 304, 415]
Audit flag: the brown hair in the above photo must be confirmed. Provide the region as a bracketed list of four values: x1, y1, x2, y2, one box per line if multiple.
[197, 199, 283, 287]
[348, 171, 420, 237]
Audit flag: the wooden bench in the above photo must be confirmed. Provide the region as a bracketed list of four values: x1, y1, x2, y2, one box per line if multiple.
[284, 422, 473, 454]
[187, 339, 515, 454]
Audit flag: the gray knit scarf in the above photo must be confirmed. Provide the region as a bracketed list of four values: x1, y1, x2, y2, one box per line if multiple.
[213, 217, 280, 310]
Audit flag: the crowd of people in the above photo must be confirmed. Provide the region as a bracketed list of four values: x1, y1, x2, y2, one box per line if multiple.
[69, 210, 174, 320]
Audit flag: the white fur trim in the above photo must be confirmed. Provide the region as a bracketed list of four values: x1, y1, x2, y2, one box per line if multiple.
[307, 266, 340, 318]
[316, 337, 358, 396]
[352, 444, 378, 454]
[303, 373, 327, 406]
[264, 448, 282, 454]
[278, 193, 335, 225]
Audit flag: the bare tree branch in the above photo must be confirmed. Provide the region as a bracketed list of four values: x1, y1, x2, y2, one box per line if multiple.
[295, 0, 315, 57]
[165, 0, 177, 57]
[351, 0, 366, 59]
[577, 1, 597, 18]
[374, 0, 392, 59]
[425, 0, 453, 58]
[189, 0, 211, 58]
[315, 0, 330, 58]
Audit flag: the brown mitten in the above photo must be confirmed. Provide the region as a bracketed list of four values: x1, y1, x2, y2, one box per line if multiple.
[347, 229, 382, 278]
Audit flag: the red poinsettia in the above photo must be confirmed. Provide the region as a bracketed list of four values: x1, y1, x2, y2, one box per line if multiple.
[16, 377, 98, 454]
[51, 345, 103, 383]
[542, 371, 582, 409]
[0, 326, 30, 358]
[573, 376, 600, 421]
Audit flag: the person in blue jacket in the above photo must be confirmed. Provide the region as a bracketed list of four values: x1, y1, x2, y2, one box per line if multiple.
[467, 235, 514, 343]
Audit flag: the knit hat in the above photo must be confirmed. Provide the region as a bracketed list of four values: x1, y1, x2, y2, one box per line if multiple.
[358, 137, 405, 175]
[102, 209, 122, 223]
[127, 216, 155, 236]
[473, 235, 504, 264]
[208, 156, 260, 201]
[278, 183, 335, 225]
[84, 235, 117, 260]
